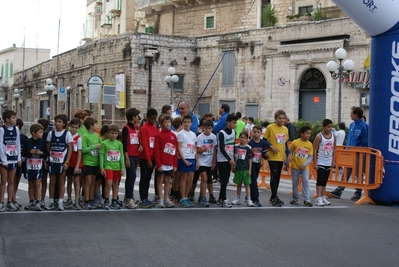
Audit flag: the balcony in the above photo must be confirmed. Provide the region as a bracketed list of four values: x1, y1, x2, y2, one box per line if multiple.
[92, 5, 102, 16]
[136, 0, 171, 13]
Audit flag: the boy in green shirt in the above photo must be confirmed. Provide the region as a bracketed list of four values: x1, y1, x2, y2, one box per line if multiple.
[100, 125, 125, 210]
[81, 117, 101, 210]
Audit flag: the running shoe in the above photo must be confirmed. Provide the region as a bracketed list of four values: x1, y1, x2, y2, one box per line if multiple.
[246, 199, 254, 207]
[6, 202, 18, 212]
[232, 198, 241, 205]
[322, 196, 331, 205]
[164, 199, 175, 208]
[303, 200, 313, 207]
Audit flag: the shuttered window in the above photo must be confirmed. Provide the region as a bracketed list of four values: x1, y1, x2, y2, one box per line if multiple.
[222, 51, 234, 87]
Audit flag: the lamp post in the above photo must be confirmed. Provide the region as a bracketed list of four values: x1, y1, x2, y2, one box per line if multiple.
[44, 78, 55, 119]
[13, 89, 20, 117]
[164, 67, 179, 106]
[327, 48, 355, 123]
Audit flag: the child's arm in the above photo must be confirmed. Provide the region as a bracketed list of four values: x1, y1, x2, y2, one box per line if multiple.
[99, 142, 105, 175]
[119, 141, 125, 175]
[248, 147, 252, 176]
[173, 139, 178, 171]
[332, 135, 337, 168]
[154, 135, 162, 171]
[16, 127, 21, 164]
[64, 142, 72, 171]
[75, 137, 82, 173]
[312, 134, 321, 170]
[122, 126, 130, 168]
[0, 128, 7, 165]
[81, 135, 96, 154]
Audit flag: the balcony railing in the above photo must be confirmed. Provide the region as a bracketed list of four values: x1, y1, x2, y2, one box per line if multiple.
[136, 0, 169, 11]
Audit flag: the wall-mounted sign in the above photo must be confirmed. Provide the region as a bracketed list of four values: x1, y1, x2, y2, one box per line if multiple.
[314, 96, 320, 103]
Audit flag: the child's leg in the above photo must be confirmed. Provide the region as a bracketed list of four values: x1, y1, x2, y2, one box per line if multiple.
[236, 184, 242, 198]
[0, 168, 6, 203]
[67, 173, 73, 200]
[172, 171, 180, 197]
[28, 180, 35, 201]
[301, 169, 310, 202]
[104, 179, 112, 199]
[157, 172, 164, 201]
[14, 173, 21, 198]
[34, 179, 42, 201]
[84, 175, 93, 201]
[58, 172, 66, 201]
[190, 170, 200, 196]
[164, 175, 171, 200]
[291, 168, 300, 200]
[73, 176, 81, 203]
[268, 161, 283, 200]
[49, 174, 57, 199]
[186, 171, 194, 198]
[7, 169, 17, 202]
[250, 164, 261, 202]
[111, 171, 120, 201]
[125, 156, 138, 200]
[41, 171, 48, 201]
[245, 184, 251, 199]
[218, 162, 230, 201]
[200, 171, 207, 198]
[179, 172, 188, 199]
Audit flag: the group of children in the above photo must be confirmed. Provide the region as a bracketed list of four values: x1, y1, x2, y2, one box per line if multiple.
[0, 106, 336, 212]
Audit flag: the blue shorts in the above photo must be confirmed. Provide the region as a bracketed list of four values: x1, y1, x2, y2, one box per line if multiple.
[25, 170, 43, 181]
[48, 164, 65, 175]
[0, 163, 18, 171]
[178, 159, 196, 173]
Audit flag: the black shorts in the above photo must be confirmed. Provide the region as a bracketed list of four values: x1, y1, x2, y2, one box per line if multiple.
[96, 172, 105, 181]
[66, 167, 83, 177]
[159, 170, 173, 177]
[84, 165, 99, 176]
[198, 166, 213, 184]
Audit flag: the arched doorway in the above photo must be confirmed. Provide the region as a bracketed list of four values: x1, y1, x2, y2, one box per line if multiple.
[299, 68, 327, 122]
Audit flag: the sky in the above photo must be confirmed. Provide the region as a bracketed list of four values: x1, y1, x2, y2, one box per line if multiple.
[1, 0, 87, 57]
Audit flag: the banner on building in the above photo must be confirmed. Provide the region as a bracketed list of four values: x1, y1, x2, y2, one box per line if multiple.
[115, 73, 125, 109]
[58, 87, 67, 102]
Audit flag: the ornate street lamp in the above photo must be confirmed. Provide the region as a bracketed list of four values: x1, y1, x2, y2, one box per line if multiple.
[164, 67, 179, 106]
[44, 78, 55, 119]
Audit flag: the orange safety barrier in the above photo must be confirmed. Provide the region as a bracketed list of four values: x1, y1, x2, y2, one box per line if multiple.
[258, 146, 384, 205]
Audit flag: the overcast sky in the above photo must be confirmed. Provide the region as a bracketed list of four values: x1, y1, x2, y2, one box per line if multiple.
[1, 0, 86, 57]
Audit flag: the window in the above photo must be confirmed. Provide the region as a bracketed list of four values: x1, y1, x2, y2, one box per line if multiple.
[222, 51, 234, 87]
[245, 104, 259, 119]
[9, 62, 13, 77]
[173, 74, 185, 91]
[205, 15, 215, 29]
[298, 5, 313, 15]
[198, 103, 210, 118]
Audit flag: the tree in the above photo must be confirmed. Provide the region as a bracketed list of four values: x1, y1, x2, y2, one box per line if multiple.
[262, 4, 278, 27]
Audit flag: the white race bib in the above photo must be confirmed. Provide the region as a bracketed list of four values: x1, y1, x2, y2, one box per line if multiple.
[107, 150, 120, 161]
[27, 158, 43, 170]
[6, 144, 17, 157]
[130, 133, 139, 145]
[163, 143, 176, 155]
[276, 134, 286, 144]
[149, 137, 155, 148]
[50, 151, 64, 163]
[295, 147, 309, 159]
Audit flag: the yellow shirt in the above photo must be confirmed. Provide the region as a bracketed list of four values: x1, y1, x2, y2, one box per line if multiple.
[289, 139, 313, 170]
[263, 123, 288, 161]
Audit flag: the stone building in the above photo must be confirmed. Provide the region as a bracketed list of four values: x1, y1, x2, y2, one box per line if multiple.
[11, 0, 370, 127]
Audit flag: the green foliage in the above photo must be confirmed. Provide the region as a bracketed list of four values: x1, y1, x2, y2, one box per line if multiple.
[262, 4, 278, 27]
[313, 7, 324, 21]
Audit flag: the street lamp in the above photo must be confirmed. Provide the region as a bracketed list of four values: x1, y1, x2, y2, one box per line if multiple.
[164, 67, 179, 106]
[327, 48, 355, 123]
[44, 78, 55, 119]
[13, 89, 20, 117]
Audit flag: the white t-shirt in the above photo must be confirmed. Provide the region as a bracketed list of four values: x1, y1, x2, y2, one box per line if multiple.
[177, 129, 197, 160]
[71, 133, 82, 152]
[47, 129, 73, 144]
[196, 132, 217, 167]
[335, 129, 346, 146]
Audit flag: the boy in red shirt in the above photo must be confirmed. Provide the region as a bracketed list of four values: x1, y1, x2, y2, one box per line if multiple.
[154, 115, 177, 208]
[138, 108, 158, 208]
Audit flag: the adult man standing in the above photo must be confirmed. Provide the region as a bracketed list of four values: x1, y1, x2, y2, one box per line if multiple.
[213, 104, 230, 134]
[330, 106, 369, 201]
[171, 102, 199, 133]
[285, 116, 296, 142]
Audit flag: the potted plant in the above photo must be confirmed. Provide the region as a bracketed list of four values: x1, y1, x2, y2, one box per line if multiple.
[262, 4, 278, 27]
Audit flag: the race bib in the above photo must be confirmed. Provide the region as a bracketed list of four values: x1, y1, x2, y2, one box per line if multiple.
[5, 144, 17, 157]
[163, 143, 176, 155]
[50, 151, 64, 163]
[107, 150, 120, 161]
[202, 144, 213, 155]
[186, 143, 196, 154]
[90, 149, 99, 156]
[27, 158, 43, 170]
[276, 134, 286, 144]
[225, 145, 234, 158]
[130, 133, 139, 145]
[253, 152, 262, 163]
[295, 147, 309, 159]
[236, 148, 247, 160]
[149, 137, 155, 148]
[73, 140, 78, 152]
[324, 143, 334, 156]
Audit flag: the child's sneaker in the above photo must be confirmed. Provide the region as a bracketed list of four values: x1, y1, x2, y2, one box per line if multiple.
[232, 198, 241, 205]
[208, 195, 217, 204]
[104, 200, 110, 210]
[58, 202, 64, 211]
[0, 202, 4, 212]
[6, 202, 18, 212]
[73, 202, 82, 210]
[24, 202, 35, 210]
[201, 197, 210, 207]
[253, 200, 262, 207]
[303, 200, 313, 207]
[290, 199, 298, 205]
[125, 199, 137, 209]
[188, 192, 195, 201]
[139, 199, 152, 209]
[64, 199, 73, 209]
[13, 202, 21, 210]
[152, 195, 159, 205]
[34, 202, 43, 211]
[197, 196, 203, 204]
[220, 199, 232, 208]
[111, 201, 121, 210]
[322, 196, 331, 205]
[156, 200, 165, 208]
[179, 198, 191, 208]
[164, 199, 175, 208]
[247, 199, 254, 207]
[271, 198, 283, 207]
[82, 202, 92, 210]
[315, 197, 325, 206]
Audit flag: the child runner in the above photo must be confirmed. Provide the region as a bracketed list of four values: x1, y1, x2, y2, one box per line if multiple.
[100, 124, 125, 210]
[170, 117, 182, 204]
[65, 118, 83, 210]
[313, 119, 336, 206]
[37, 118, 50, 209]
[232, 131, 254, 206]
[248, 125, 275, 207]
[81, 116, 101, 210]
[216, 113, 238, 208]
[154, 114, 177, 208]
[0, 110, 21, 212]
[122, 108, 141, 209]
[23, 123, 48, 211]
[47, 114, 72, 211]
[196, 119, 217, 207]
[138, 108, 158, 208]
[263, 110, 292, 207]
[14, 118, 27, 209]
[177, 115, 198, 207]
[289, 125, 314, 207]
